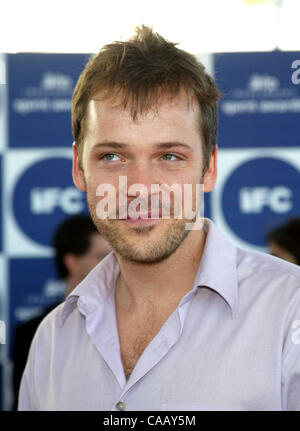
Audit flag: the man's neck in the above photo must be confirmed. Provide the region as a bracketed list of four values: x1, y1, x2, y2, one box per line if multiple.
[115, 227, 207, 311]
[65, 276, 81, 297]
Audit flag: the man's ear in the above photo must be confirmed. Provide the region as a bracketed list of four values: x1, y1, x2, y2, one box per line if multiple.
[203, 146, 217, 193]
[72, 142, 86, 191]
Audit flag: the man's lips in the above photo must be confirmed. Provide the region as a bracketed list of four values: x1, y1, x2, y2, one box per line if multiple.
[120, 211, 162, 223]
[126, 212, 160, 220]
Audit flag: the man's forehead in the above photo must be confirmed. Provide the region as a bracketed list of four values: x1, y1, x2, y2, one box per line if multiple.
[87, 88, 199, 121]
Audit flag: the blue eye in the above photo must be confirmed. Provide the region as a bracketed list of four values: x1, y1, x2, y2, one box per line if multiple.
[161, 154, 180, 161]
[102, 153, 120, 161]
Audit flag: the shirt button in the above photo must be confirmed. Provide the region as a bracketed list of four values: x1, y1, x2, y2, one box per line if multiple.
[116, 401, 126, 411]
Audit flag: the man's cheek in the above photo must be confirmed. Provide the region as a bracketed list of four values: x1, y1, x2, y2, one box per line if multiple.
[182, 183, 204, 219]
[95, 190, 117, 220]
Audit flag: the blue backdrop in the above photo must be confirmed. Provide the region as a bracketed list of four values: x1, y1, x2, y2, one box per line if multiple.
[0, 50, 299, 410]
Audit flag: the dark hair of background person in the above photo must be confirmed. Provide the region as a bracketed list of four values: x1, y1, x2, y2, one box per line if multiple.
[266, 218, 300, 265]
[53, 214, 98, 279]
[72, 24, 221, 173]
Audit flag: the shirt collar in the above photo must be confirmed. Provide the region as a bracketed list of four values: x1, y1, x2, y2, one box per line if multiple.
[60, 218, 239, 325]
[193, 218, 238, 318]
[60, 251, 120, 326]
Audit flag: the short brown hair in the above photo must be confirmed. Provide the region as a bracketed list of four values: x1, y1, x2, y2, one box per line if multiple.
[72, 25, 221, 171]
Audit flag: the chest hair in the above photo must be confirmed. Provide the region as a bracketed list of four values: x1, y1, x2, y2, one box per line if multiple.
[117, 303, 172, 380]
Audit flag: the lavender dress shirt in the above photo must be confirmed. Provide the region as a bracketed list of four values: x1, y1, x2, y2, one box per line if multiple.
[18, 218, 300, 411]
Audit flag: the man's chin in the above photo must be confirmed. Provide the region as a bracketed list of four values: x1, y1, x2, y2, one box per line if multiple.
[114, 246, 177, 265]
[89, 212, 191, 264]
[113, 223, 190, 265]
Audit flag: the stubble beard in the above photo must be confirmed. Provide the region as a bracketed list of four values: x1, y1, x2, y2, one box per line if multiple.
[85, 186, 195, 265]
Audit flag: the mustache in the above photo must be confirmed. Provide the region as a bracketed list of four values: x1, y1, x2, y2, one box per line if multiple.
[104, 197, 182, 220]
[114, 202, 178, 218]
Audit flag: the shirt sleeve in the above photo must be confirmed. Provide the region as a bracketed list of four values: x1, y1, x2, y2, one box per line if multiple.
[18, 366, 37, 411]
[281, 288, 300, 411]
[17, 318, 45, 411]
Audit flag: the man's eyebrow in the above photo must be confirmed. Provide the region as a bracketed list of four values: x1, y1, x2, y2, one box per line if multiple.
[91, 141, 126, 150]
[91, 141, 193, 151]
[154, 142, 192, 151]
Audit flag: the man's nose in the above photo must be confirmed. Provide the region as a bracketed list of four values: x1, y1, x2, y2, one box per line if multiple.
[126, 161, 158, 196]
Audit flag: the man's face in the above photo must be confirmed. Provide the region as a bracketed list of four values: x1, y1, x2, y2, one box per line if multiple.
[73, 89, 217, 264]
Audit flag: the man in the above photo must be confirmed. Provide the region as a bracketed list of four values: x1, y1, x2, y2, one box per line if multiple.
[18, 26, 300, 411]
[52, 214, 112, 297]
[13, 215, 111, 409]
[266, 218, 300, 265]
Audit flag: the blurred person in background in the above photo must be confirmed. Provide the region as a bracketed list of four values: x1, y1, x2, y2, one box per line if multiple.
[266, 218, 300, 266]
[12, 214, 111, 410]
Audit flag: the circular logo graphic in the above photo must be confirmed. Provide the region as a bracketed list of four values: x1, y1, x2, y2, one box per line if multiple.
[13, 157, 88, 246]
[221, 157, 300, 246]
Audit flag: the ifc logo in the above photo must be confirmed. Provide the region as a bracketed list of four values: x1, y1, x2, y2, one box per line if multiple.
[221, 157, 300, 247]
[12, 157, 88, 246]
